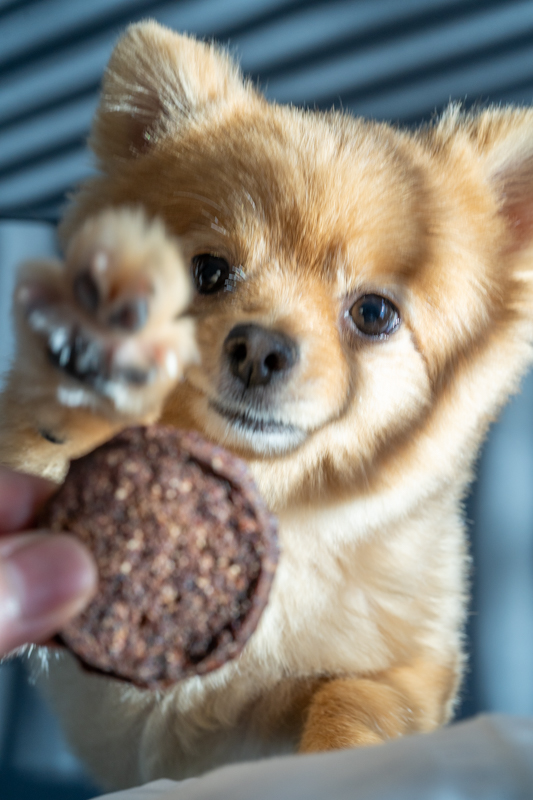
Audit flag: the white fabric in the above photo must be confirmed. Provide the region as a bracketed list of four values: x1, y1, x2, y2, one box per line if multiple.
[93, 714, 533, 800]
[95, 779, 186, 800]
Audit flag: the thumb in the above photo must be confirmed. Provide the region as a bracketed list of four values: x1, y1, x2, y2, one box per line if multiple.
[0, 532, 97, 655]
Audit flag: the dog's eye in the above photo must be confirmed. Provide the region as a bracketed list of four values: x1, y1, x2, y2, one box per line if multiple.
[192, 254, 230, 294]
[349, 294, 400, 338]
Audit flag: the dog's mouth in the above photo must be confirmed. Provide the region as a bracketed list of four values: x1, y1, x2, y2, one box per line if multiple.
[210, 400, 294, 434]
[207, 398, 306, 453]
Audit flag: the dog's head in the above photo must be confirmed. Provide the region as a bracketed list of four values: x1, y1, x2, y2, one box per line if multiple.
[65, 22, 533, 509]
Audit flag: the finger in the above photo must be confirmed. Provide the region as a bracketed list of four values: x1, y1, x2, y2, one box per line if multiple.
[0, 466, 56, 532]
[0, 532, 97, 654]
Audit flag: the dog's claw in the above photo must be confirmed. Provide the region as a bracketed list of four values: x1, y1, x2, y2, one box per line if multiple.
[74, 270, 100, 314]
[47, 327, 104, 384]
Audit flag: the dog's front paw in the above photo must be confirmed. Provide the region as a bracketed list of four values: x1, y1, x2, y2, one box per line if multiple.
[17, 208, 197, 421]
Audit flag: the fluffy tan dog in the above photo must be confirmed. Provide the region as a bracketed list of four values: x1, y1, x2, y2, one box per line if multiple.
[2, 20, 533, 790]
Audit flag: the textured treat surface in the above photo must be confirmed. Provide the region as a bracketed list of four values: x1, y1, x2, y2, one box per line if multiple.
[39, 427, 278, 689]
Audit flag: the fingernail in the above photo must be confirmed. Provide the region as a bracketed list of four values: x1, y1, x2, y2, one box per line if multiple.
[0, 534, 97, 625]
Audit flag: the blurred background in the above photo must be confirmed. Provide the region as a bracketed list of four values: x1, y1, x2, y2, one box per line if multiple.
[1, 0, 533, 797]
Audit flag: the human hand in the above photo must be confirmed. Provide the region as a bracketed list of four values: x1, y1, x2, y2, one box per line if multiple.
[0, 465, 97, 655]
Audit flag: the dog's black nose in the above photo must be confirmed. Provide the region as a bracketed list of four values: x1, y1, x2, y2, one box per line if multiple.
[224, 324, 298, 388]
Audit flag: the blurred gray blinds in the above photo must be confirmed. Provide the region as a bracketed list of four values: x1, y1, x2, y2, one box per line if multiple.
[1, 0, 533, 222]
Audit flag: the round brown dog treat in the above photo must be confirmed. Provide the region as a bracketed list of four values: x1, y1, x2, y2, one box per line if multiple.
[38, 426, 278, 689]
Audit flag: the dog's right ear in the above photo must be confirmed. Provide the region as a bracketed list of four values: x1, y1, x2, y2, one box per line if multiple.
[90, 21, 249, 164]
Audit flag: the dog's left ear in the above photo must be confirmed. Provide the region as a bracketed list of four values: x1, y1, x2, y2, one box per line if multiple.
[439, 106, 533, 256]
[90, 21, 250, 164]
[474, 108, 533, 255]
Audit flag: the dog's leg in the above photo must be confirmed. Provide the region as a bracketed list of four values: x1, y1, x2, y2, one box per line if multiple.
[299, 657, 458, 752]
[0, 208, 197, 481]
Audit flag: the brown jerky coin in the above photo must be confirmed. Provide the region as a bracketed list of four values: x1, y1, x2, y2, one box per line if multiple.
[38, 426, 278, 689]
